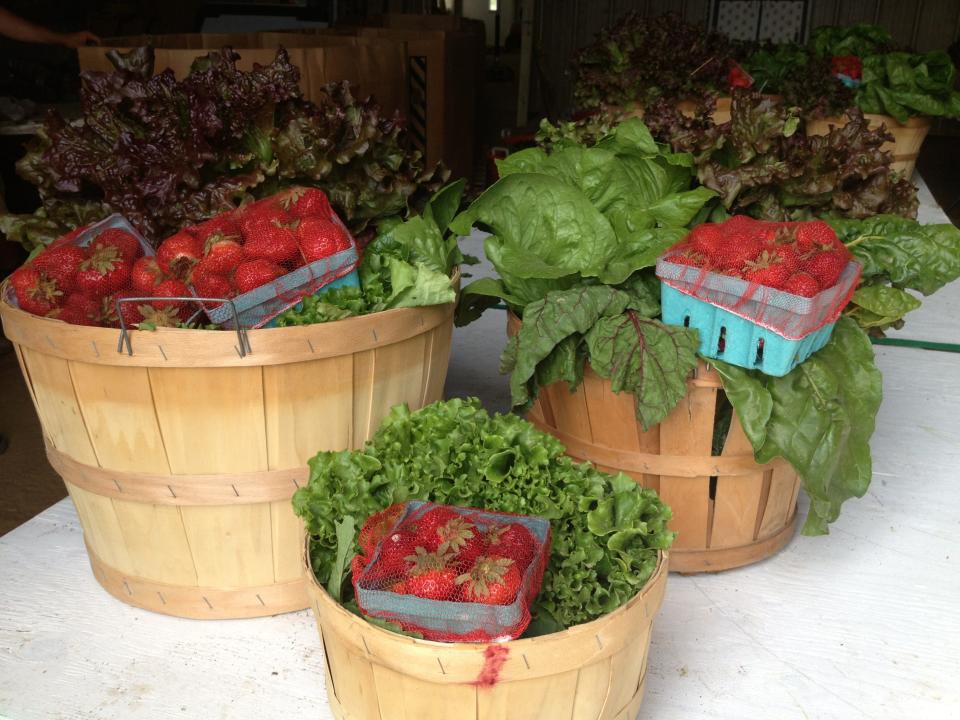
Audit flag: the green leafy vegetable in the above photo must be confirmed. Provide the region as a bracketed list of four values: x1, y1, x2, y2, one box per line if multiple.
[276, 181, 464, 326]
[810, 24, 893, 59]
[584, 312, 699, 430]
[328, 516, 357, 601]
[858, 51, 960, 122]
[292, 398, 675, 631]
[714, 318, 883, 535]
[644, 91, 918, 221]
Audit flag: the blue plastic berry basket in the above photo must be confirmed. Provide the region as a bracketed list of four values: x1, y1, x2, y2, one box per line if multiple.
[206, 246, 359, 329]
[355, 501, 551, 642]
[660, 283, 837, 376]
[656, 257, 862, 377]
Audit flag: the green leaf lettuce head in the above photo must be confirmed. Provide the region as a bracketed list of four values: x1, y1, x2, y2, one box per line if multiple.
[293, 398, 675, 632]
[713, 318, 883, 535]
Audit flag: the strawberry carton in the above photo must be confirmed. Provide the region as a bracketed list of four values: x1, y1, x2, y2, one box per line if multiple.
[352, 501, 552, 643]
[154, 187, 359, 329]
[656, 217, 862, 376]
[3, 214, 200, 328]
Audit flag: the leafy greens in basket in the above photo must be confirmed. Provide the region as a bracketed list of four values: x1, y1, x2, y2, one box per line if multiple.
[454, 116, 960, 536]
[276, 181, 467, 325]
[293, 398, 675, 633]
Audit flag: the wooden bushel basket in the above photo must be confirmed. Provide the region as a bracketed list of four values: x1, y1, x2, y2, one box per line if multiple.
[507, 314, 800, 574]
[305, 540, 668, 720]
[806, 113, 931, 177]
[0, 275, 457, 619]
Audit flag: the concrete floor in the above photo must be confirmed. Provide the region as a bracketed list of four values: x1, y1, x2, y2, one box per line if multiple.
[0, 136, 957, 536]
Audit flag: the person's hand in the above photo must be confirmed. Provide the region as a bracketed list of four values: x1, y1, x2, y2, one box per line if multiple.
[59, 30, 100, 48]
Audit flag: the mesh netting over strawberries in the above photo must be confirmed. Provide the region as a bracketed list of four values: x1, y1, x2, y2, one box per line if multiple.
[352, 501, 551, 643]
[5, 215, 197, 328]
[657, 217, 862, 339]
[7, 187, 356, 329]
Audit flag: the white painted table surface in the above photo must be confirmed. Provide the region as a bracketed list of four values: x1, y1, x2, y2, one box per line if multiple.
[2, 178, 959, 720]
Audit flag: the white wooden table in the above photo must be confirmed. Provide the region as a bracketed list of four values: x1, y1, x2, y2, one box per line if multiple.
[2, 180, 959, 719]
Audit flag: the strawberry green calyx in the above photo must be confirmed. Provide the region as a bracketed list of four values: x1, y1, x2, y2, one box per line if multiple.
[436, 517, 476, 555]
[455, 555, 514, 598]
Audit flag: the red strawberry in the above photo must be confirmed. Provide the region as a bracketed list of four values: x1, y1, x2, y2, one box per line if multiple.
[805, 251, 847, 289]
[407, 568, 458, 600]
[278, 187, 332, 218]
[412, 506, 461, 551]
[130, 256, 166, 293]
[48, 305, 90, 326]
[12, 266, 63, 316]
[688, 224, 724, 261]
[151, 279, 193, 321]
[484, 523, 537, 570]
[297, 217, 352, 262]
[671, 251, 708, 268]
[455, 555, 522, 605]
[193, 215, 240, 243]
[59, 292, 101, 326]
[91, 228, 141, 263]
[109, 291, 149, 328]
[199, 235, 244, 275]
[714, 235, 763, 273]
[75, 245, 130, 297]
[404, 546, 458, 600]
[233, 259, 285, 294]
[743, 249, 793, 289]
[157, 232, 203, 280]
[782, 272, 821, 298]
[240, 212, 300, 264]
[366, 531, 419, 586]
[192, 271, 235, 308]
[32, 244, 86, 292]
[795, 222, 838, 253]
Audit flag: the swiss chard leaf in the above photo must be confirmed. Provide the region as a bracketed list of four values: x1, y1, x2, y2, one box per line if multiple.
[714, 318, 883, 535]
[848, 284, 921, 330]
[501, 286, 641, 411]
[828, 216, 960, 296]
[584, 312, 700, 430]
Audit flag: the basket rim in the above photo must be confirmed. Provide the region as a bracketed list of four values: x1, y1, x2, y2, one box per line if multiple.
[0, 267, 460, 368]
[304, 532, 667, 653]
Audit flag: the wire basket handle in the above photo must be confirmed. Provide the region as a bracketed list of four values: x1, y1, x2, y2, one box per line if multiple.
[115, 296, 252, 358]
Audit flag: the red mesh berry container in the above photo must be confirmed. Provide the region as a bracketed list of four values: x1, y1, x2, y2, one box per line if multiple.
[154, 187, 359, 329]
[656, 217, 862, 376]
[3, 214, 204, 328]
[353, 501, 551, 643]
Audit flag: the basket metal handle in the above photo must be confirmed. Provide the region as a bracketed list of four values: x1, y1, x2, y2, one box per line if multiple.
[115, 296, 251, 358]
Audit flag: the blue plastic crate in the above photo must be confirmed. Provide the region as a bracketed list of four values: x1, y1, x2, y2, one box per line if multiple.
[661, 283, 836, 377]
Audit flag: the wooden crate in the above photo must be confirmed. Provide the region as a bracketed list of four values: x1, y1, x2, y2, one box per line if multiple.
[0, 279, 457, 618]
[305, 539, 668, 720]
[507, 315, 799, 574]
[806, 113, 931, 177]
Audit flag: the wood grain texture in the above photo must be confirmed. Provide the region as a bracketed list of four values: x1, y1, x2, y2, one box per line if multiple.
[306, 545, 667, 720]
[510, 334, 798, 572]
[3, 290, 455, 618]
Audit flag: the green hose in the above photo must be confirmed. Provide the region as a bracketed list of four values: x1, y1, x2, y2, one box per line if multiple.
[869, 337, 960, 353]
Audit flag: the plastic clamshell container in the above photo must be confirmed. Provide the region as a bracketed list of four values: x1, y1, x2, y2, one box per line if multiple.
[356, 501, 551, 641]
[206, 246, 359, 329]
[656, 259, 861, 377]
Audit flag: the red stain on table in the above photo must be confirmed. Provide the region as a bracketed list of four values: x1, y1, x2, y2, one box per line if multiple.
[474, 645, 510, 687]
